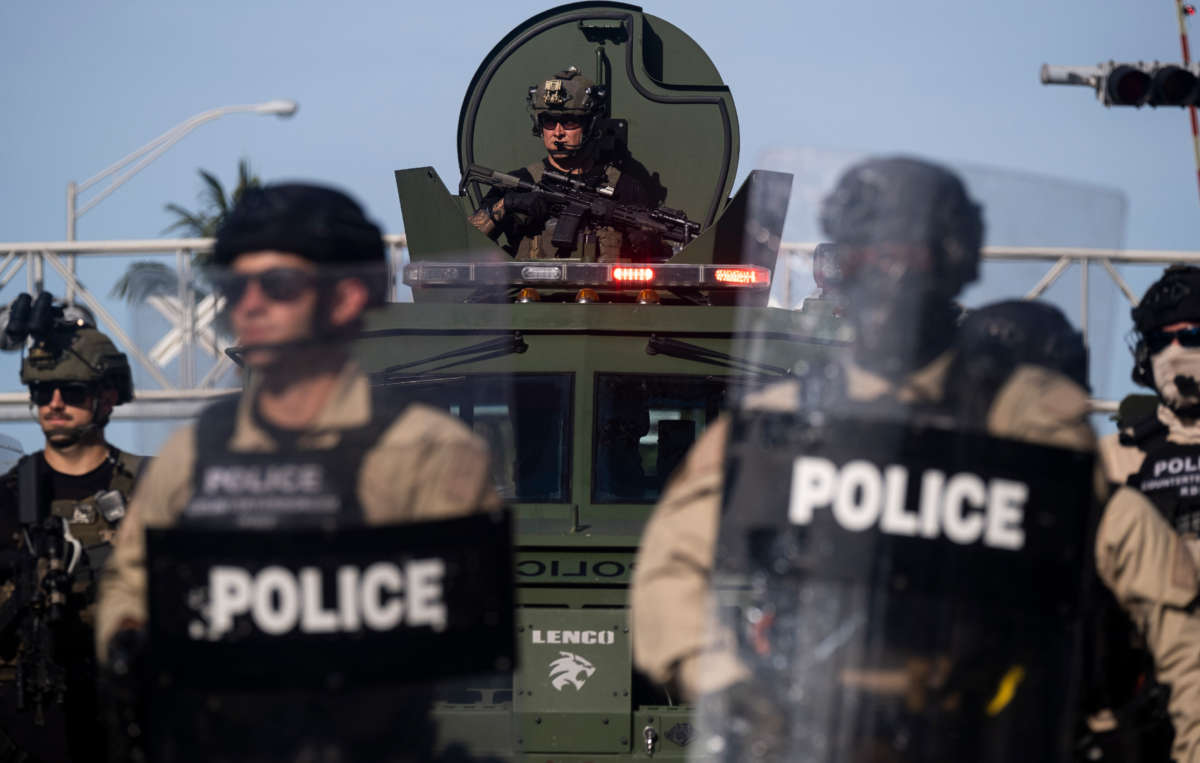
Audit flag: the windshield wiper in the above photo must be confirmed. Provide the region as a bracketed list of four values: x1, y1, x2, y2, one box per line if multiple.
[646, 334, 791, 377]
[375, 332, 528, 379]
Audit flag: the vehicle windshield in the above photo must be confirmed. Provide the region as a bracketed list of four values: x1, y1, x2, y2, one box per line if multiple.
[380, 373, 572, 503]
[593, 373, 757, 504]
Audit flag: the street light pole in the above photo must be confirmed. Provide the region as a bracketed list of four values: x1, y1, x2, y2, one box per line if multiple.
[67, 99, 297, 239]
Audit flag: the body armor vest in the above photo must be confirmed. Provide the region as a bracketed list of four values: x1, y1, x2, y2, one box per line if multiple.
[182, 395, 396, 529]
[518, 159, 624, 262]
[1127, 417, 1200, 536]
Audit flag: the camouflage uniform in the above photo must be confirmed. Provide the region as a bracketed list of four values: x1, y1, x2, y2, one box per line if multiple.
[471, 66, 665, 261]
[0, 322, 144, 762]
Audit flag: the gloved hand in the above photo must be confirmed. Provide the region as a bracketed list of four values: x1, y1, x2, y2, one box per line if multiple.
[626, 229, 667, 260]
[501, 191, 549, 228]
[700, 679, 789, 762]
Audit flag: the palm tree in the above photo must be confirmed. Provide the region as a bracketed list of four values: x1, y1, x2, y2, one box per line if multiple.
[112, 159, 260, 301]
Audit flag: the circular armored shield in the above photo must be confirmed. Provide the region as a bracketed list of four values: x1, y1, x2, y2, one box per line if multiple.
[457, 2, 740, 229]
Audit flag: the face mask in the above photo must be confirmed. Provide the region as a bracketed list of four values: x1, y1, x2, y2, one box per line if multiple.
[1152, 341, 1200, 411]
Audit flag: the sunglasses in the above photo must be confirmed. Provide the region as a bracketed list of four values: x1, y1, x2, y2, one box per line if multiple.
[1146, 325, 1200, 354]
[30, 382, 95, 407]
[211, 268, 319, 305]
[538, 114, 583, 130]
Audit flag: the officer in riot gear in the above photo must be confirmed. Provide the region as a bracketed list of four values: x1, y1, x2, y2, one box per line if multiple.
[468, 65, 668, 261]
[630, 156, 1099, 761]
[95, 182, 503, 761]
[0, 299, 145, 762]
[1090, 264, 1200, 761]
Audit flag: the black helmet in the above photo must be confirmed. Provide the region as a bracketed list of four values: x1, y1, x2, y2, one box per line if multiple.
[1130, 265, 1200, 387]
[820, 156, 983, 298]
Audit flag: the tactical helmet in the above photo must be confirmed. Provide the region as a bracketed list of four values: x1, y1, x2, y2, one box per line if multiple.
[527, 66, 607, 137]
[957, 300, 1089, 389]
[212, 182, 387, 305]
[819, 156, 984, 297]
[20, 327, 134, 404]
[1130, 265, 1200, 387]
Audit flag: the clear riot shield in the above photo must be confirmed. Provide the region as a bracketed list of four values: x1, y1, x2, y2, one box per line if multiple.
[107, 194, 523, 761]
[691, 151, 1122, 761]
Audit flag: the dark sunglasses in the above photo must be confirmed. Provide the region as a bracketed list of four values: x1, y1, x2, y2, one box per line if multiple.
[1146, 325, 1200, 353]
[30, 382, 95, 407]
[211, 268, 318, 305]
[538, 114, 582, 130]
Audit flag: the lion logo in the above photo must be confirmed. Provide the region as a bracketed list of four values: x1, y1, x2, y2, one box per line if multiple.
[548, 651, 596, 691]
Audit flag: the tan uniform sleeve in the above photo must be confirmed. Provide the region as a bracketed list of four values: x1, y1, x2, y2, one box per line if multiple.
[1096, 487, 1200, 762]
[1097, 431, 1145, 486]
[630, 416, 750, 700]
[988, 365, 1096, 452]
[360, 403, 502, 522]
[96, 426, 195, 663]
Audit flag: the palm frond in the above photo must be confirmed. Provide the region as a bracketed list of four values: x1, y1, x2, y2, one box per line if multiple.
[110, 261, 181, 303]
[199, 170, 228, 217]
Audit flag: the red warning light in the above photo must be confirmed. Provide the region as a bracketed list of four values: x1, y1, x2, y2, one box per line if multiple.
[714, 267, 762, 285]
[612, 266, 655, 282]
[1186, 4, 1197, 15]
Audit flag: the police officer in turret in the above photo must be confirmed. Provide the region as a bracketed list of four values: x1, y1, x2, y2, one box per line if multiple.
[96, 182, 501, 760]
[468, 65, 666, 261]
[0, 312, 144, 761]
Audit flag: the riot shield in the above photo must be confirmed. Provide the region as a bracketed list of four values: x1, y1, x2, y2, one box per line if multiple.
[143, 514, 513, 762]
[687, 151, 1120, 761]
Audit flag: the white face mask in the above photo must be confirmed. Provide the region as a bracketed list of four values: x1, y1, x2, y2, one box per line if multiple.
[1152, 341, 1200, 410]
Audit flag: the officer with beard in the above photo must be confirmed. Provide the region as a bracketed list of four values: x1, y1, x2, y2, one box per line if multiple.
[629, 157, 1098, 759]
[1092, 265, 1200, 761]
[0, 320, 143, 761]
[95, 183, 501, 760]
[467, 65, 666, 261]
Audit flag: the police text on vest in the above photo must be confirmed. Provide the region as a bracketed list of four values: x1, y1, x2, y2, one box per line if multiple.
[196, 560, 446, 640]
[789, 457, 1026, 550]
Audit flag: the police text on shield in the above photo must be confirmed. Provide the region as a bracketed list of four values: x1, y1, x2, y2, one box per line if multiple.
[789, 457, 1026, 550]
[197, 560, 447, 640]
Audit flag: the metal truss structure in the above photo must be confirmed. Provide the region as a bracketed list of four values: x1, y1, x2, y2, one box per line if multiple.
[1, 236, 1198, 421]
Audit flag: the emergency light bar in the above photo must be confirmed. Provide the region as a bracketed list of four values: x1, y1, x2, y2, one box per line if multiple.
[404, 262, 770, 290]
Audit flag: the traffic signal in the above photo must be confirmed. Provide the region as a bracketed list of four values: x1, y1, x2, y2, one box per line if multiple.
[1041, 61, 1200, 107]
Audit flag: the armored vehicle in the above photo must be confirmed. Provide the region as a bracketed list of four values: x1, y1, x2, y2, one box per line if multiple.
[354, 3, 848, 758]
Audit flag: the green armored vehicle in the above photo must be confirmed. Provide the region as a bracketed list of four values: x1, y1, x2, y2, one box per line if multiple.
[352, 3, 848, 758]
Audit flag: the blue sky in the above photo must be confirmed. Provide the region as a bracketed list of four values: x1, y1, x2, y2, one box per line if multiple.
[1, 0, 1197, 453]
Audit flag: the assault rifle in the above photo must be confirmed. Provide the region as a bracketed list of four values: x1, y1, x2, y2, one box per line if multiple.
[0, 457, 80, 726]
[461, 163, 701, 253]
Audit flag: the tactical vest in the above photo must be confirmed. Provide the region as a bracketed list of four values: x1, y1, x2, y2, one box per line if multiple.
[182, 395, 397, 529]
[49, 448, 146, 586]
[1125, 415, 1200, 536]
[517, 160, 624, 262]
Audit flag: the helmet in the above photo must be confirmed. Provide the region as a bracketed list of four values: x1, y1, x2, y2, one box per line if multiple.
[819, 157, 984, 380]
[957, 300, 1089, 389]
[20, 327, 134, 404]
[1130, 265, 1200, 387]
[212, 182, 387, 305]
[527, 66, 607, 137]
[819, 156, 983, 298]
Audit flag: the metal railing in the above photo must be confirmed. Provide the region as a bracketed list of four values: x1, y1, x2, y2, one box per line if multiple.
[1, 236, 1198, 420]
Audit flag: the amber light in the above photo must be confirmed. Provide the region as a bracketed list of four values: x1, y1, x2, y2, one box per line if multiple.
[636, 289, 660, 304]
[612, 266, 655, 282]
[516, 288, 541, 303]
[714, 268, 762, 285]
[575, 288, 600, 303]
